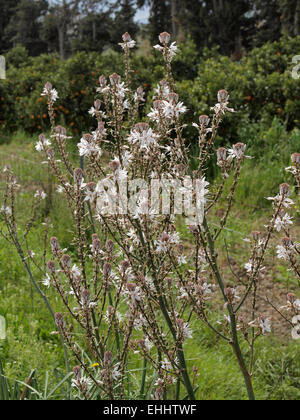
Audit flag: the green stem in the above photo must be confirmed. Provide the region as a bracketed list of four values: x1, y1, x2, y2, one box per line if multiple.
[203, 217, 255, 400]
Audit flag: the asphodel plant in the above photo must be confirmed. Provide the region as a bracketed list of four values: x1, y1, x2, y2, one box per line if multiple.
[1, 31, 299, 401]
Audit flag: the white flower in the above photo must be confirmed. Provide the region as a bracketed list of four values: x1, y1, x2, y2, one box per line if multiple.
[161, 358, 172, 371]
[41, 87, 58, 102]
[276, 245, 291, 261]
[161, 100, 187, 119]
[88, 107, 96, 116]
[0, 205, 12, 216]
[259, 318, 271, 335]
[35, 137, 51, 152]
[57, 185, 64, 194]
[294, 300, 300, 312]
[266, 195, 294, 209]
[177, 255, 187, 265]
[112, 363, 122, 381]
[34, 190, 47, 200]
[182, 322, 193, 339]
[119, 40, 136, 50]
[128, 126, 158, 151]
[71, 264, 81, 280]
[42, 273, 51, 287]
[274, 213, 293, 232]
[77, 135, 102, 158]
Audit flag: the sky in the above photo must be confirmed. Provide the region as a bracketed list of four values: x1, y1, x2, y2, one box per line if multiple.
[134, 5, 150, 24]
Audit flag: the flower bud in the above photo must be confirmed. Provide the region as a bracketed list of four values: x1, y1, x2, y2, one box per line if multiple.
[168, 92, 179, 104]
[281, 237, 292, 248]
[224, 287, 235, 300]
[94, 99, 101, 110]
[50, 237, 60, 253]
[153, 100, 163, 110]
[61, 254, 71, 269]
[287, 293, 297, 304]
[55, 125, 66, 136]
[120, 260, 130, 272]
[73, 366, 81, 381]
[103, 262, 112, 278]
[104, 350, 113, 366]
[99, 75, 106, 87]
[159, 32, 171, 44]
[161, 232, 170, 242]
[109, 73, 121, 86]
[199, 115, 210, 126]
[44, 82, 52, 91]
[47, 260, 56, 274]
[109, 159, 120, 172]
[122, 32, 132, 42]
[251, 231, 260, 241]
[105, 240, 114, 254]
[134, 122, 149, 133]
[54, 312, 65, 329]
[46, 148, 55, 159]
[74, 168, 83, 185]
[217, 89, 229, 103]
[81, 289, 90, 307]
[279, 183, 290, 197]
[217, 147, 227, 162]
[291, 153, 300, 164]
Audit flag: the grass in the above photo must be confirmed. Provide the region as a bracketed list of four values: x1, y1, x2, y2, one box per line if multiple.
[0, 126, 299, 400]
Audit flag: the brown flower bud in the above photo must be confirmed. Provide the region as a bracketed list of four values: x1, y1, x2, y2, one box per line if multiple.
[44, 82, 52, 91]
[159, 31, 171, 44]
[46, 148, 55, 159]
[217, 147, 227, 162]
[73, 366, 81, 381]
[161, 232, 170, 242]
[134, 122, 149, 133]
[287, 293, 296, 304]
[47, 260, 56, 274]
[291, 153, 300, 164]
[105, 240, 114, 254]
[104, 350, 112, 366]
[54, 312, 65, 329]
[55, 125, 66, 136]
[103, 263, 112, 278]
[251, 231, 260, 241]
[280, 183, 290, 197]
[109, 159, 120, 172]
[122, 32, 132, 42]
[109, 73, 121, 86]
[218, 89, 229, 103]
[281, 237, 292, 248]
[81, 289, 90, 307]
[168, 92, 179, 104]
[61, 254, 71, 269]
[153, 100, 163, 110]
[74, 168, 83, 185]
[199, 115, 210, 126]
[50, 237, 60, 253]
[99, 74, 106, 87]
[94, 99, 101, 110]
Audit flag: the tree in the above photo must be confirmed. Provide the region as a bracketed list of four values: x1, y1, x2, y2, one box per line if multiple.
[70, 12, 113, 53]
[0, 0, 19, 52]
[5, 0, 48, 56]
[252, 0, 281, 46]
[279, 0, 300, 36]
[110, 0, 139, 47]
[178, 0, 256, 56]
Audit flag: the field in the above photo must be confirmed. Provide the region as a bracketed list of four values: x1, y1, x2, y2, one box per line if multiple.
[0, 125, 299, 400]
[0, 32, 300, 401]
